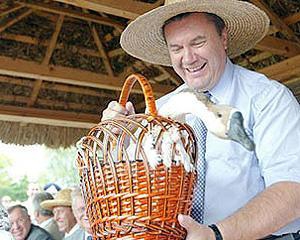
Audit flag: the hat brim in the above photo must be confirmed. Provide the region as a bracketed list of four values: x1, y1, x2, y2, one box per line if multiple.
[40, 200, 71, 210]
[120, 0, 270, 66]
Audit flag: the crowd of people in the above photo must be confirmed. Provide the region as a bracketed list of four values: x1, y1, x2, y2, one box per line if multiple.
[0, 182, 92, 240]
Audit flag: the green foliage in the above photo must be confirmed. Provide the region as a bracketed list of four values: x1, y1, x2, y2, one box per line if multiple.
[40, 147, 80, 188]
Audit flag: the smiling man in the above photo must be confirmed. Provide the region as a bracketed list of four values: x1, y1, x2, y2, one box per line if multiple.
[101, 0, 300, 239]
[8, 205, 52, 240]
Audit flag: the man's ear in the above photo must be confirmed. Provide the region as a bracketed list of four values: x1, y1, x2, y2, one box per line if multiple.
[222, 28, 228, 51]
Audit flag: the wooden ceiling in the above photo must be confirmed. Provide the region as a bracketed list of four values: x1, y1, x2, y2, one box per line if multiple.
[0, 0, 299, 147]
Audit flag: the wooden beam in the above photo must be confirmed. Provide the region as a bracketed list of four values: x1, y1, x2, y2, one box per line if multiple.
[251, 0, 300, 43]
[0, 9, 32, 33]
[52, 0, 162, 20]
[0, 75, 117, 99]
[284, 12, 300, 25]
[0, 56, 174, 96]
[20, 1, 124, 30]
[256, 36, 300, 57]
[0, 4, 24, 17]
[258, 54, 300, 82]
[91, 24, 114, 76]
[42, 14, 64, 65]
[0, 105, 98, 128]
[0, 93, 98, 112]
[27, 79, 43, 107]
[0, 33, 102, 58]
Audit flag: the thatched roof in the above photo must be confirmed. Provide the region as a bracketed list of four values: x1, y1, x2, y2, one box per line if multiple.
[0, 0, 299, 148]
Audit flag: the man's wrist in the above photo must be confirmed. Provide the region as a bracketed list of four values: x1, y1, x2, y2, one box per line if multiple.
[208, 224, 223, 240]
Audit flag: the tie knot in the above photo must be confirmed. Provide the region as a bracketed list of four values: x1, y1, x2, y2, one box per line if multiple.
[87, 236, 93, 240]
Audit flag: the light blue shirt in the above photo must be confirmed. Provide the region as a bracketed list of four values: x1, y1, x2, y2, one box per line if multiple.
[156, 59, 300, 235]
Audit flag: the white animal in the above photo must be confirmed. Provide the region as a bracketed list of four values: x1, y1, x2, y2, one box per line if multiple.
[158, 89, 255, 151]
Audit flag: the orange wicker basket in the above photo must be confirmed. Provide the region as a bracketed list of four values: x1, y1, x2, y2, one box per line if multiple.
[76, 74, 197, 240]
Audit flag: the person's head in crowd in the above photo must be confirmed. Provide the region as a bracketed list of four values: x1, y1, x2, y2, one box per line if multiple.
[0, 202, 10, 232]
[1, 196, 12, 209]
[41, 188, 77, 234]
[7, 205, 31, 240]
[26, 182, 40, 200]
[71, 187, 92, 234]
[43, 183, 61, 198]
[32, 192, 54, 224]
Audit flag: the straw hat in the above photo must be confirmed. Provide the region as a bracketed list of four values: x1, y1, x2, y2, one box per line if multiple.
[40, 188, 72, 210]
[120, 0, 270, 66]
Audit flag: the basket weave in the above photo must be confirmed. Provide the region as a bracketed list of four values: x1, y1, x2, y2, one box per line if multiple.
[76, 74, 197, 239]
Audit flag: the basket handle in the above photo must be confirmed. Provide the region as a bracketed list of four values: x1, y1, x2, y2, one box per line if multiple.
[118, 73, 158, 117]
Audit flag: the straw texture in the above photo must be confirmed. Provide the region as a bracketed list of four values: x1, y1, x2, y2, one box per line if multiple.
[120, 0, 270, 66]
[76, 74, 197, 239]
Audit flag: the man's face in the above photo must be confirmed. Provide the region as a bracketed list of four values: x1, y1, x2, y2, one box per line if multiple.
[27, 183, 40, 199]
[53, 206, 77, 233]
[9, 208, 31, 240]
[164, 13, 228, 91]
[72, 196, 92, 234]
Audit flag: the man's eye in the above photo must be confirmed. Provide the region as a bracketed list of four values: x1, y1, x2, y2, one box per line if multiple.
[193, 41, 205, 47]
[170, 47, 182, 53]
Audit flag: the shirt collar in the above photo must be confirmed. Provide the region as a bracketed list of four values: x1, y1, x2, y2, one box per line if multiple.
[65, 223, 80, 237]
[209, 57, 235, 104]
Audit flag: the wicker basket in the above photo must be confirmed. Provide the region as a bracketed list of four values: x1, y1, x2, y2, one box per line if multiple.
[76, 74, 197, 240]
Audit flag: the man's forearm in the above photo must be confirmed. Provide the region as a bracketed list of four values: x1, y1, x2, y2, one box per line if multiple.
[217, 181, 300, 240]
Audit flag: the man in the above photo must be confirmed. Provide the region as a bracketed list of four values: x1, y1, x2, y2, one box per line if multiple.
[8, 204, 53, 240]
[41, 188, 84, 240]
[102, 0, 300, 239]
[71, 187, 92, 240]
[32, 192, 64, 240]
[0, 202, 14, 239]
[22, 182, 41, 221]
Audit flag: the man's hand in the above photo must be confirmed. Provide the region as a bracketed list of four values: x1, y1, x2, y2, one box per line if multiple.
[178, 214, 215, 240]
[101, 101, 135, 121]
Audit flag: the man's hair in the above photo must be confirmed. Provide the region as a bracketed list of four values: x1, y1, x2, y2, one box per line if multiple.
[162, 12, 226, 37]
[7, 204, 28, 215]
[32, 192, 54, 217]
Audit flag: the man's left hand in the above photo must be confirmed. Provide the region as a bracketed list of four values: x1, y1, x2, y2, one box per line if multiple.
[178, 214, 215, 240]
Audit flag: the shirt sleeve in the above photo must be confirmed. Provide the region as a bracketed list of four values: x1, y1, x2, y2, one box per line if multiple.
[253, 81, 300, 186]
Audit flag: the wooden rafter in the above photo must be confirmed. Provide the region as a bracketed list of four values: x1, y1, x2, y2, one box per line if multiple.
[42, 14, 64, 65]
[259, 54, 300, 82]
[0, 56, 174, 96]
[27, 14, 64, 107]
[0, 94, 98, 113]
[18, 0, 125, 30]
[27, 79, 43, 107]
[52, 0, 163, 20]
[90, 24, 114, 76]
[0, 75, 117, 99]
[0, 105, 98, 128]
[0, 3, 24, 17]
[0, 9, 32, 33]
[256, 36, 300, 57]
[251, 0, 300, 43]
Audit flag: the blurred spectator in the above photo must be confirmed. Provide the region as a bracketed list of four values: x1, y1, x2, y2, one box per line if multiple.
[43, 183, 61, 198]
[8, 204, 53, 240]
[41, 189, 84, 240]
[33, 192, 64, 240]
[0, 202, 14, 240]
[1, 196, 12, 209]
[22, 182, 41, 220]
[71, 187, 92, 239]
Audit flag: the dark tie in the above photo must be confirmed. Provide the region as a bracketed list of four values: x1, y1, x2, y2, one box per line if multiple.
[190, 113, 208, 224]
[87, 236, 93, 240]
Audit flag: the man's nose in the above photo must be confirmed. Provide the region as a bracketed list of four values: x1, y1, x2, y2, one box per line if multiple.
[182, 47, 196, 65]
